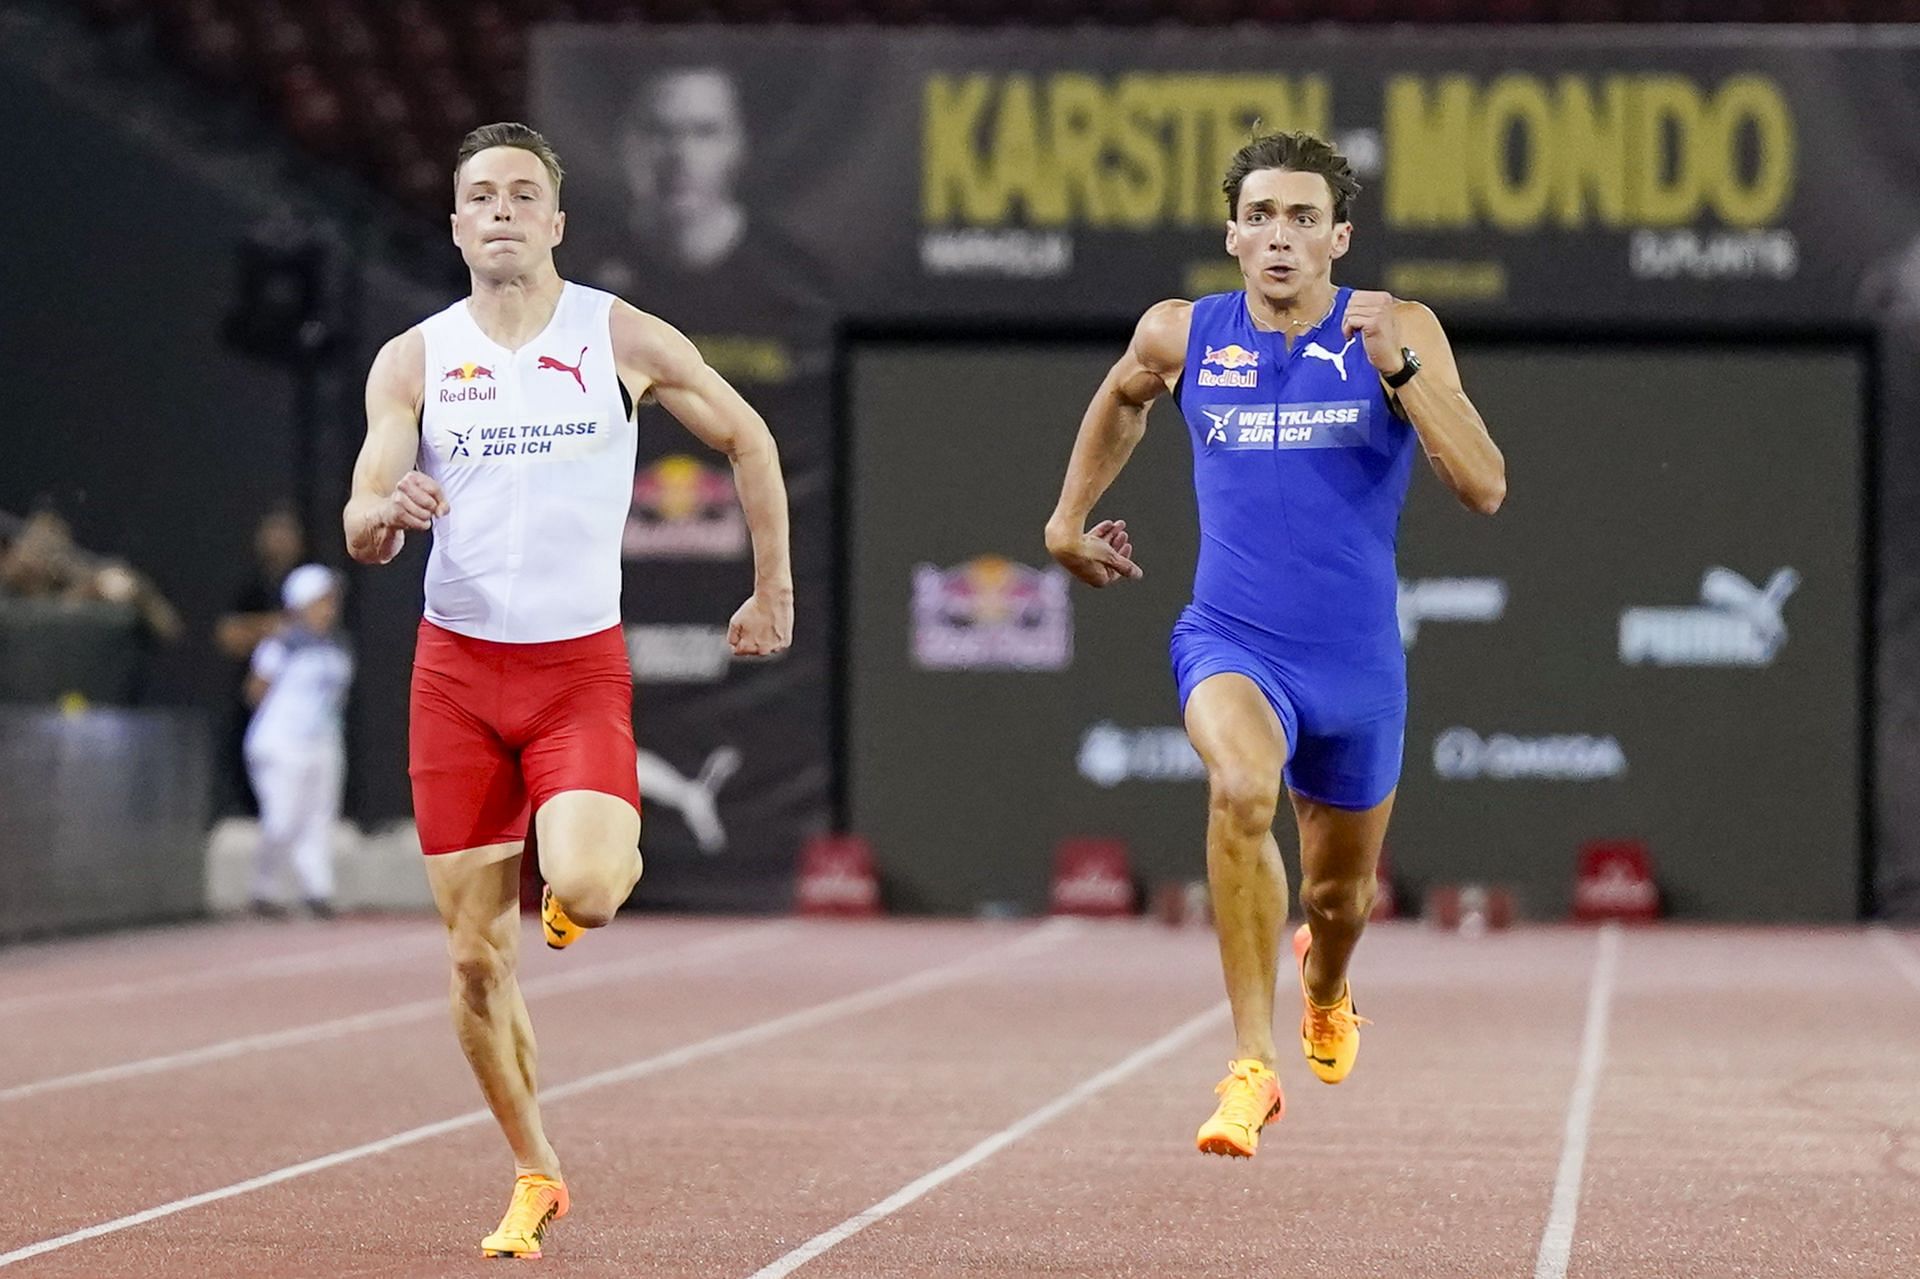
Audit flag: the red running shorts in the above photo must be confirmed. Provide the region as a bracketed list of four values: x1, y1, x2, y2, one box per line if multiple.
[409, 619, 641, 856]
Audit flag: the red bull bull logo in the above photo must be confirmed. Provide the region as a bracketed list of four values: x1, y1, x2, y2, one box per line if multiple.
[622, 454, 748, 560]
[1198, 343, 1259, 389]
[911, 555, 1073, 671]
[439, 362, 498, 403]
[1204, 344, 1259, 370]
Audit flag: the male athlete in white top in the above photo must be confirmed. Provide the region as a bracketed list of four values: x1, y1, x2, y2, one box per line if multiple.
[343, 122, 793, 1259]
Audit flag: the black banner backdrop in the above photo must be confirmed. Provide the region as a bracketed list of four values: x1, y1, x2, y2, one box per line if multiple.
[533, 27, 1920, 918]
[845, 342, 1862, 920]
[535, 26, 1920, 323]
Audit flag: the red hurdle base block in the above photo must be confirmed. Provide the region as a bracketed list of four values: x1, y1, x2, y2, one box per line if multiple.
[794, 834, 882, 917]
[1050, 837, 1136, 916]
[1572, 839, 1660, 923]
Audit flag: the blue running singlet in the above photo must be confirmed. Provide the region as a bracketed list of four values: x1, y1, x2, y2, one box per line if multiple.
[1169, 288, 1419, 809]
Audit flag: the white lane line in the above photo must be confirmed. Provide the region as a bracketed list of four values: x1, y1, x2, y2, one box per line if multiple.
[0, 933, 447, 1016]
[1533, 923, 1622, 1279]
[1871, 927, 1920, 993]
[0, 924, 793, 1103]
[0, 920, 1078, 1268]
[744, 999, 1226, 1279]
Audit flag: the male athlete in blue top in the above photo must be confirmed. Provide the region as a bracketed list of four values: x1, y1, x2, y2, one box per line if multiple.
[1046, 131, 1505, 1158]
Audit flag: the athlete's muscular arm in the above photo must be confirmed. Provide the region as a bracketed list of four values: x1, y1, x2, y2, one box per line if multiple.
[611, 302, 792, 657]
[1342, 293, 1506, 516]
[343, 329, 446, 565]
[1045, 299, 1190, 587]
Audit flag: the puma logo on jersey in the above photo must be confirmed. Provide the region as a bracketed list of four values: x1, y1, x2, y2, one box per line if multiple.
[1301, 336, 1358, 381]
[537, 346, 589, 393]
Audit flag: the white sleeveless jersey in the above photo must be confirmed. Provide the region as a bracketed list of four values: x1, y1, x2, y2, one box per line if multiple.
[417, 282, 637, 643]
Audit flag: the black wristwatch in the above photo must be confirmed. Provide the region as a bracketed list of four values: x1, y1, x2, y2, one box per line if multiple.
[1384, 347, 1421, 389]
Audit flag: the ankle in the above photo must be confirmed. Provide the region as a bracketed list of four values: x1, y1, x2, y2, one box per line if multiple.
[1302, 950, 1350, 1008]
[514, 1155, 563, 1182]
[1305, 982, 1349, 1011]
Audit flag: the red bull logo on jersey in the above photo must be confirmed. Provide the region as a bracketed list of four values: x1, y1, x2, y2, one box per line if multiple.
[439, 362, 498, 402]
[622, 454, 748, 560]
[1198, 343, 1259, 388]
[911, 555, 1073, 671]
[1204, 344, 1259, 369]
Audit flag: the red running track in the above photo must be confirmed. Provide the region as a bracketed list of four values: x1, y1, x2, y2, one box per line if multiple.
[1, 916, 1916, 1277]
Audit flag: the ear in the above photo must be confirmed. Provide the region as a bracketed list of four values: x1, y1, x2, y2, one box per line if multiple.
[1223, 219, 1239, 257]
[553, 209, 566, 246]
[1330, 221, 1352, 261]
[449, 212, 460, 248]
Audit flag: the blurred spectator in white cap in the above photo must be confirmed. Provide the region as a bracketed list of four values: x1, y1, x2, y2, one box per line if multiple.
[215, 506, 306, 815]
[243, 563, 353, 919]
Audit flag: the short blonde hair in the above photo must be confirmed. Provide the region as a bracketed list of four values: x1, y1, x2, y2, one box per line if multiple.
[453, 122, 564, 199]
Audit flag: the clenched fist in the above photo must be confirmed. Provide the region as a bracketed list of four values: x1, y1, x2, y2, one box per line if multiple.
[353, 470, 448, 565]
[728, 589, 793, 657]
[381, 470, 449, 531]
[1340, 291, 1409, 375]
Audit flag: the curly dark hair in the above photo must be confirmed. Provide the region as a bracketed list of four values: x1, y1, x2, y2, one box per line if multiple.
[1221, 130, 1359, 223]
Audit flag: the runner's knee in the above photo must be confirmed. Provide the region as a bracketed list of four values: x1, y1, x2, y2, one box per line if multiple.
[1207, 762, 1280, 839]
[447, 928, 513, 1005]
[543, 846, 640, 928]
[1299, 874, 1375, 932]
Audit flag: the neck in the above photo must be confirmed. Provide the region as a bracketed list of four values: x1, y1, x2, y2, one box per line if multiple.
[1245, 279, 1337, 334]
[467, 264, 565, 348]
